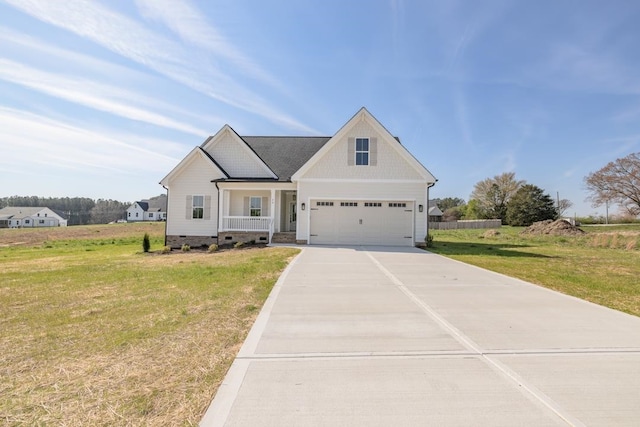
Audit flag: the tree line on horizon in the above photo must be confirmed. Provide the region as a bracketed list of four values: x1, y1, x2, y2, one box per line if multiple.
[0, 194, 166, 225]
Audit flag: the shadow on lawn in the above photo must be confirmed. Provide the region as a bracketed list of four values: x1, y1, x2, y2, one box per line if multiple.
[430, 241, 555, 259]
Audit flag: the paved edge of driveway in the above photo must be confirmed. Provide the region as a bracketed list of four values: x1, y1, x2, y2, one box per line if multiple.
[199, 249, 305, 427]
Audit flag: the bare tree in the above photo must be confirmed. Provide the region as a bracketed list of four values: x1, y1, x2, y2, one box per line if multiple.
[470, 172, 525, 220]
[584, 152, 640, 217]
[557, 199, 573, 217]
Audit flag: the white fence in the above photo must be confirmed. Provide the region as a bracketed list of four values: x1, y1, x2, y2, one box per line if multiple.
[430, 219, 502, 230]
[223, 216, 272, 231]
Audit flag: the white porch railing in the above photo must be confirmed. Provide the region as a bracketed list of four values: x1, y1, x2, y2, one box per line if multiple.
[222, 216, 273, 231]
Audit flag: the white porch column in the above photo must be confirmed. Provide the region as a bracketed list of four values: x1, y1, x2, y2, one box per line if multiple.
[218, 188, 225, 231]
[270, 188, 276, 237]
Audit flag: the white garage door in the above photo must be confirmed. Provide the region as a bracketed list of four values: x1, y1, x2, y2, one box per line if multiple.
[309, 200, 414, 246]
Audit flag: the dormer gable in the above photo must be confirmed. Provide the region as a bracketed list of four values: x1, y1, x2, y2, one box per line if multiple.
[201, 125, 277, 179]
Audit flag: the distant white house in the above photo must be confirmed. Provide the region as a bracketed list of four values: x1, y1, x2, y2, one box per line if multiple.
[0, 207, 68, 228]
[126, 199, 167, 222]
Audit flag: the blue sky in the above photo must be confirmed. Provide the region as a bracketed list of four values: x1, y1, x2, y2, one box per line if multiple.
[1, 0, 639, 217]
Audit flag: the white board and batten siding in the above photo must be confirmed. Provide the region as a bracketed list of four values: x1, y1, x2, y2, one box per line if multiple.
[164, 153, 222, 237]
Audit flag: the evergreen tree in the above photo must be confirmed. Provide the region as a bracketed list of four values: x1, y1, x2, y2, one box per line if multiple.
[506, 184, 557, 226]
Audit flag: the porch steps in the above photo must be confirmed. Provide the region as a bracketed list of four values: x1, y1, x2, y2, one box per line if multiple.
[271, 232, 297, 244]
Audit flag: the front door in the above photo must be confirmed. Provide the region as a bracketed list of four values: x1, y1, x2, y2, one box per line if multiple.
[288, 201, 297, 231]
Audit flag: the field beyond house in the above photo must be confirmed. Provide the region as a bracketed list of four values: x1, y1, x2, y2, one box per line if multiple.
[429, 224, 640, 317]
[0, 223, 299, 426]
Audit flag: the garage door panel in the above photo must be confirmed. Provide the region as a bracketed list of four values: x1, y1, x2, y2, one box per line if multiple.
[310, 200, 413, 246]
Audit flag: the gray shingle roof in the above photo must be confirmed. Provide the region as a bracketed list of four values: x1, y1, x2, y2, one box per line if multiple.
[242, 136, 331, 181]
[0, 207, 45, 218]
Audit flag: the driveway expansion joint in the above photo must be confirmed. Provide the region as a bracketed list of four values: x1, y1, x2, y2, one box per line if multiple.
[364, 250, 587, 427]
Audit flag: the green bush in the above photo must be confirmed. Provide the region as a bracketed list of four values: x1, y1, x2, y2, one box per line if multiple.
[181, 244, 191, 252]
[161, 245, 171, 254]
[234, 241, 245, 249]
[208, 244, 219, 253]
[142, 233, 151, 253]
[425, 233, 434, 248]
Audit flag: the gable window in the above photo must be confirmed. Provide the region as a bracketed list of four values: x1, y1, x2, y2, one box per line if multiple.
[192, 195, 204, 219]
[355, 138, 369, 165]
[250, 197, 262, 217]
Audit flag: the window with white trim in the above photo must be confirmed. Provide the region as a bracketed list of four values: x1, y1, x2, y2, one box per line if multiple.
[250, 196, 262, 217]
[389, 202, 407, 208]
[340, 202, 358, 207]
[192, 195, 204, 219]
[317, 201, 334, 206]
[364, 202, 382, 207]
[355, 138, 369, 165]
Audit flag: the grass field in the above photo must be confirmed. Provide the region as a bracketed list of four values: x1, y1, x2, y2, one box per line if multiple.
[0, 223, 299, 426]
[429, 224, 640, 317]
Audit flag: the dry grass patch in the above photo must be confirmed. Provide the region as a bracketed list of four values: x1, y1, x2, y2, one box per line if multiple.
[0, 229, 298, 426]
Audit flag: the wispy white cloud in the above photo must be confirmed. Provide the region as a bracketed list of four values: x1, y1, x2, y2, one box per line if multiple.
[611, 107, 640, 123]
[134, 0, 283, 91]
[527, 43, 640, 95]
[0, 26, 224, 128]
[2, 0, 317, 133]
[0, 106, 181, 175]
[0, 59, 209, 136]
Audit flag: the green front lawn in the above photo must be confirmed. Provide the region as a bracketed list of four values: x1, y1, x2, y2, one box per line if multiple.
[0, 225, 299, 425]
[428, 225, 640, 317]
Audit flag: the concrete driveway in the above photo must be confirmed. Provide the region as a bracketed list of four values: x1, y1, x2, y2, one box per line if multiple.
[201, 246, 640, 426]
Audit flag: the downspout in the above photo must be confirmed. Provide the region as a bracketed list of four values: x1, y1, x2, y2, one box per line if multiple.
[426, 181, 436, 242]
[162, 185, 169, 247]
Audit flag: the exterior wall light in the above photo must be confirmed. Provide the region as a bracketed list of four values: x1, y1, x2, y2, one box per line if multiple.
[301, 203, 306, 211]
[419, 204, 423, 212]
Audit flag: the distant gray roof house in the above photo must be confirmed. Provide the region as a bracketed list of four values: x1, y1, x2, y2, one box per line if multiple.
[0, 206, 68, 227]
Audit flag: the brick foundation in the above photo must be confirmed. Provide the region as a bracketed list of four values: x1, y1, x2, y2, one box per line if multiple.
[166, 235, 218, 249]
[217, 231, 269, 246]
[295, 240, 308, 245]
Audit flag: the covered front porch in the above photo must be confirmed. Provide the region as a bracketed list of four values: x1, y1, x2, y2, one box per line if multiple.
[217, 182, 298, 244]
